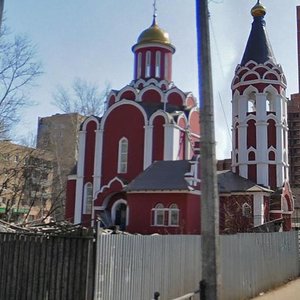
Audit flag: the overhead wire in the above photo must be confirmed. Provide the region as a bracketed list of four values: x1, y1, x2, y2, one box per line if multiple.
[209, 10, 232, 144]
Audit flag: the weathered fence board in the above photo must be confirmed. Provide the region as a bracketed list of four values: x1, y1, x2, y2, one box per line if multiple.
[94, 235, 202, 300]
[1, 230, 299, 300]
[0, 233, 94, 300]
[220, 232, 299, 299]
[94, 232, 300, 300]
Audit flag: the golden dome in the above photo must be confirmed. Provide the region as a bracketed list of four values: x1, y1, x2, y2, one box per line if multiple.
[251, 1, 266, 17]
[137, 20, 171, 46]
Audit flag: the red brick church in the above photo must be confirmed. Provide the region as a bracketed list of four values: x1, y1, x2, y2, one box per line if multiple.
[65, 2, 293, 233]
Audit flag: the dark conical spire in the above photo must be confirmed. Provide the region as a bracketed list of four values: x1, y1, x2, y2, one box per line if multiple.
[241, 1, 275, 66]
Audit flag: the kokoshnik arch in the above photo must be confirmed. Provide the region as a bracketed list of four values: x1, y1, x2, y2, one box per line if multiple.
[65, 1, 293, 234]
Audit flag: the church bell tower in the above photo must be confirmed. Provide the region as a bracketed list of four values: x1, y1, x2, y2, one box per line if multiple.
[231, 1, 289, 190]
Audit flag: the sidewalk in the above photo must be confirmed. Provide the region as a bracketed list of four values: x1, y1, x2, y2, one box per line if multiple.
[251, 278, 300, 300]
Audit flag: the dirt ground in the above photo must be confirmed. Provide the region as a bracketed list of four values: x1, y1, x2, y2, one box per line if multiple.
[251, 278, 300, 300]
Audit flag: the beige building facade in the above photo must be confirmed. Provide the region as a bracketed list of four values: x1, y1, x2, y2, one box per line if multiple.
[0, 140, 55, 223]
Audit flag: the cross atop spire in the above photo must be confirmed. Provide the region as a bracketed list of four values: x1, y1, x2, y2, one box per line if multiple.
[153, 0, 158, 24]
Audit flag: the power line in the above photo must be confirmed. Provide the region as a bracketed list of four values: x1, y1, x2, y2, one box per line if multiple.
[209, 12, 232, 146]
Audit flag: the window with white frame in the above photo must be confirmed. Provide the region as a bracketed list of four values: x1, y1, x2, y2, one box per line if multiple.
[118, 137, 128, 173]
[137, 52, 142, 78]
[168, 204, 179, 226]
[242, 203, 252, 218]
[84, 182, 93, 214]
[247, 99, 256, 112]
[164, 54, 169, 79]
[155, 51, 161, 78]
[153, 203, 165, 226]
[145, 51, 151, 78]
[152, 203, 180, 226]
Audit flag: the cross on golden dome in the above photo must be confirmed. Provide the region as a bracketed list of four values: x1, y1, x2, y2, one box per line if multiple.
[153, 0, 158, 21]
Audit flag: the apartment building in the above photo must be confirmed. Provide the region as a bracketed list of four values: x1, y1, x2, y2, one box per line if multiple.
[36, 113, 85, 220]
[0, 140, 55, 223]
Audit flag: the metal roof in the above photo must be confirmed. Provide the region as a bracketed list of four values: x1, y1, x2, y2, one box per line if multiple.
[126, 160, 191, 192]
[241, 15, 275, 66]
[217, 170, 272, 194]
[126, 160, 271, 194]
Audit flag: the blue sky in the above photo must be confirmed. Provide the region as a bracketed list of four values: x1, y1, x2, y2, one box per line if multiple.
[4, 0, 300, 158]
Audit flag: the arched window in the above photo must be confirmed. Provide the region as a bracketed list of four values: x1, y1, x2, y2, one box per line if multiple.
[247, 119, 256, 149]
[155, 51, 161, 77]
[247, 92, 256, 112]
[84, 182, 93, 214]
[268, 151, 275, 161]
[118, 138, 128, 173]
[248, 99, 256, 112]
[248, 151, 255, 161]
[242, 203, 252, 218]
[137, 52, 142, 78]
[164, 54, 169, 79]
[168, 204, 179, 226]
[145, 51, 151, 78]
[266, 92, 275, 112]
[267, 119, 276, 148]
[111, 199, 128, 230]
[235, 123, 239, 149]
[153, 203, 165, 226]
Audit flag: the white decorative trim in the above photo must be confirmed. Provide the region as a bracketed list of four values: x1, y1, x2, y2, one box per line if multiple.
[269, 209, 293, 214]
[189, 132, 200, 138]
[83, 182, 93, 214]
[155, 50, 161, 78]
[137, 84, 164, 103]
[144, 125, 153, 170]
[131, 78, 171, 90]
[100, 100, 148, 131]
[263, 84, 279, 96]
[253, 193, 264, 226]
[81, 116, 100, 131]
[165, 87, 186, 106]
[152, 203, 165, 226]
[149, 110, 170, 125]
[74, 130, 86, 224]
[115, 85, 138, 102]
[111, 199, 129, 226]
[117, 137, 128, 173]
[127, 190, 201, 195]
[100, 192, 118, 210]
[97, 176, 126, 194]
[163, 124, 179, 160]
[241, 85, 259, 97]
[233, 79, 286, 90]
[240, 70, 260, 82]
[137, 52, 142, 79]
[132, 42, 175, 53]
[262, 70, 280, 81]
[93, 128, 104, 197]
[177, 113, 188, 127]
[219, 192, 271, 196]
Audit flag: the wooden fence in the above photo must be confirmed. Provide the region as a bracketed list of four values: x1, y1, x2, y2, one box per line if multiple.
[0, 233, 94, 300]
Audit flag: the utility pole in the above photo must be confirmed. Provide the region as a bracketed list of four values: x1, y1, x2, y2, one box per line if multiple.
[196, 0, 221, 299]
[0, 0, 4, 32]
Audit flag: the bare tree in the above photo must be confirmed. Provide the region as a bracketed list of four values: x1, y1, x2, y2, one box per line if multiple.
[0, 141, 63, 224]
[0, 0, 4, 32]
[52, 78, 110, 117]
[0, 27, 42, 138]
